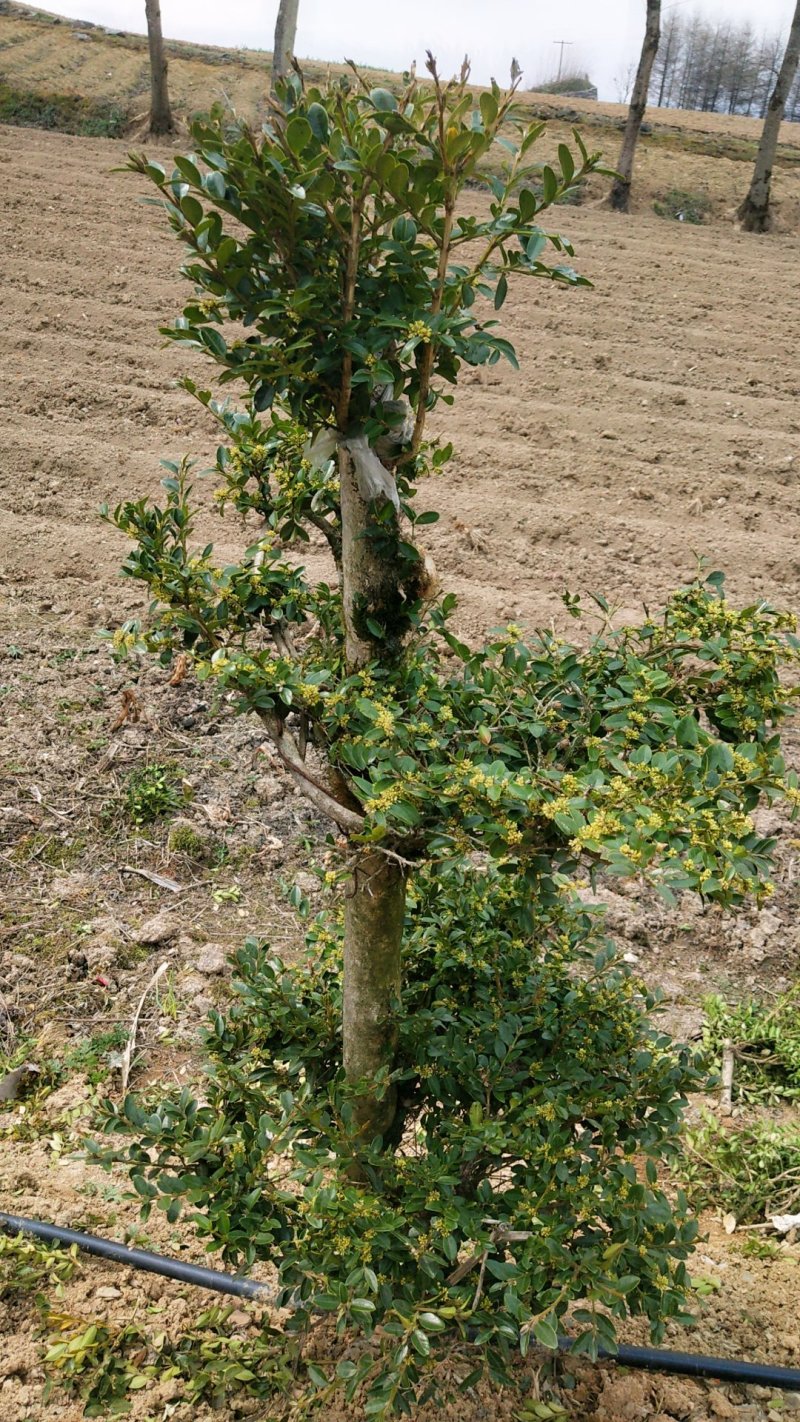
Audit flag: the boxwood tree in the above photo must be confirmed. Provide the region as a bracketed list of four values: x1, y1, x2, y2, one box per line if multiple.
[102, 57, 800, 1415]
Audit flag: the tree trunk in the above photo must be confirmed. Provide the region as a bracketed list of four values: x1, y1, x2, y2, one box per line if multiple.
[343, 853, 406, 1143]
[609, 0, 661, 212]
[737, 0, 800, 233]
[144, 0, 174, 136]
[271, 0, 300, 94]
[338, 446, 404, 670]
[338, 446, 408, 1144]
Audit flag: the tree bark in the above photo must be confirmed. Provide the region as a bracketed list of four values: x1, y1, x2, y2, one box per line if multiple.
[144, 0, 174, 136]
[336, 439, 411, 1145]
[338, 446, 404, 670]
[271, 0, 300, 94]
[343, 852, 406, 1143]
[737, 0, 800, 233]
[609, 0, 661, 212]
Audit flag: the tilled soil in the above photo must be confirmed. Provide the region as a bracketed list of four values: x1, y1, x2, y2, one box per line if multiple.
[1, 123, 800, 1421]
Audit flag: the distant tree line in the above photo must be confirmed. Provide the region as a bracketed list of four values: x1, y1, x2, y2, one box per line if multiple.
[650, 10, 800, 121]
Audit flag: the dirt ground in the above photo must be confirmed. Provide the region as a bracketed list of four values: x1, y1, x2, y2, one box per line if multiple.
[2, 121, 800, 1420]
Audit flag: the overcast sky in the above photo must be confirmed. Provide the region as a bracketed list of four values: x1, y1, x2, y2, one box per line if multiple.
[53, 0, 796, 101]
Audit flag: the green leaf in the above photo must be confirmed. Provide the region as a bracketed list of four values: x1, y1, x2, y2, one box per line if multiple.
[676, 713, 700, 747]
[180, 194, 203, 227]
[172, 155, 202, 186]
[541, 166, 558, 205]
[392, 215, 417, 244]
[418, 1311, 447, 1332]
[370, 87, 398, 112]
[286, 115, 313, 154]
[410, 1328, 431, 1357]
[390, 801, 422, 827]
[494, 273, 508, 310]
[204, 170, 226, 200]
[532, 1318, 559, 1350]
[480, 91, 498, 128]
[526, 232, 547, 263]
[558, 144, 575, 184]
[307, 103, 330, 141]
[518, 188, 537, 223]
[307, 1363, 329, 1388]
[616, 1274, 640, 1294]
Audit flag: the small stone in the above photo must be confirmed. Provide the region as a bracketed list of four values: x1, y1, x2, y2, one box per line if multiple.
[96, 1285, 122, 1300]
[84, 941, 116, 971]
[657, 1379, 697, 1418]
[195, 943, 227, 975]
[600, 429, 619, 440]
[50, 872, 92, 902]
[226, 1309, 252, 1329]
[708, 1391, 736, 1419]
[293, 872, 319, 896]
[0, 1353, 29, 1381]
[254, 775, 284, 804]
[135, 911, 178, 946]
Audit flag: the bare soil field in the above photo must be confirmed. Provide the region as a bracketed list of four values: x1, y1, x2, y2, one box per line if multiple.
[3, 0, 800, 222]
[2, 121, 800, 1421]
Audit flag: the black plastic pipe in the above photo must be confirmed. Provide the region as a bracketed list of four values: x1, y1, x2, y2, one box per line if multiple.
[0, 1212, 273, 1301]
[595, 1342, 800, 1391]
[3, 1213, 800, 1392]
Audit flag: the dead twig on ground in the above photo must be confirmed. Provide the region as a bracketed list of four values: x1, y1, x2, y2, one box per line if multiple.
[119, 960, 169, 1095]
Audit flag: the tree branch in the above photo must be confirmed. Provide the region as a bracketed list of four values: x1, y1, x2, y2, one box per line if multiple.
[257, 710, 366, 833]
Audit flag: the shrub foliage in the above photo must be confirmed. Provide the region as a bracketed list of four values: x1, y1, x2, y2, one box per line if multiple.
[101, 866, 701, 1411]
[99, 58, 799, 1417]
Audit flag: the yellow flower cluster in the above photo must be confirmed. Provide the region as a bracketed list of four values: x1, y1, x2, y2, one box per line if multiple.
[365, 783, 405, 814]
[408, 319, 433, 341]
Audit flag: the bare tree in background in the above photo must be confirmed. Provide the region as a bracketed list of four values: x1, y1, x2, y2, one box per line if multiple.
[272, 0, 300, 93]
[145, 0, 174, 135]
[652, 9, 683, 106]
[738, 0, 800, 232]
[609, 0, 661, 212]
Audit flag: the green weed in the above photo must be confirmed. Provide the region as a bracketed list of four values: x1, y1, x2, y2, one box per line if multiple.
[653, 187, 712, 224]
[0, 82, 127, 137]
[703, 986, 800, 1104]
[124, 763, 182, 826]
[681, 1110, 800, 1221]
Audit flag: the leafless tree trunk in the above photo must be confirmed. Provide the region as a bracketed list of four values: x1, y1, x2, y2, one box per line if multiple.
[343, 852, 406, 1144]
[338, 445, 408, 1144]
[271, 0, 300, 93]
[653, 10, 682, 106]
[738, 0, 800, 233]
[145, 0, 174, 136]
[609, 0, 661, 212]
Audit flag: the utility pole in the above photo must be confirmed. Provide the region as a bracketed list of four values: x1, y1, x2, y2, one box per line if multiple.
[553, 39, 573, 81]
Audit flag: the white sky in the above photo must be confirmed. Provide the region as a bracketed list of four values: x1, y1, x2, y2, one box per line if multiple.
[50, 0, 796, 101]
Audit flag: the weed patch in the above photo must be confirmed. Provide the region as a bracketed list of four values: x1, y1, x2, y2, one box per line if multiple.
[681, 1111, 800, 1222]
[123, 762, 182, 826]
[703, 986, 800, 1104]
[653, 187, 712, 223]
[0, 82, 127, 136]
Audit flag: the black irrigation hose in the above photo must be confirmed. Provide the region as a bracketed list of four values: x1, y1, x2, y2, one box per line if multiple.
[3, 1213, 800, 1392]
[0, 1212, 272, 1301]
[594, 1343, 800, 1391]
